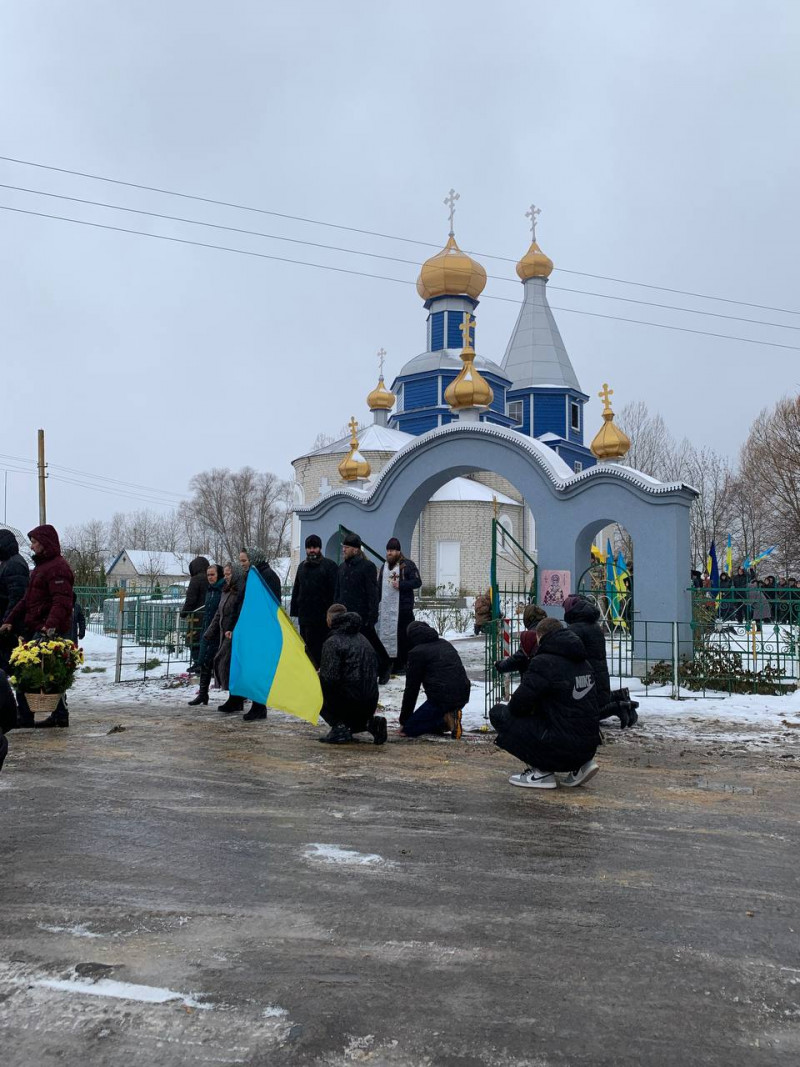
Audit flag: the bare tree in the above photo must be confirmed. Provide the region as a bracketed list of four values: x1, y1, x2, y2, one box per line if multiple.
[738, 395, 800, 574]
[62, 519, 109, 585]
[185, 466, 292, 562]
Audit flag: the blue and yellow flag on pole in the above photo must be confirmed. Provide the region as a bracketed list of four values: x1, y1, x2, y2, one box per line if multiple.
[230, 569, 322, 724]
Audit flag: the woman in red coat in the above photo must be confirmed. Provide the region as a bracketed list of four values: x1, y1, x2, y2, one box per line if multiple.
[0, 524, 75, 728]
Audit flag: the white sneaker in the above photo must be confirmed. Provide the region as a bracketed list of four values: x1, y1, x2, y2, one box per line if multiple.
[508, 767, 558, 789]
[560, 759, 600, 788]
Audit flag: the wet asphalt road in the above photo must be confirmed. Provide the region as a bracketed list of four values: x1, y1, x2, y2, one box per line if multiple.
[1, 700, 799, 1066]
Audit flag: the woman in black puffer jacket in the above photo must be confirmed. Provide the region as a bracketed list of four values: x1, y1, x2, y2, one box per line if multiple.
[562, 594, 611, 709]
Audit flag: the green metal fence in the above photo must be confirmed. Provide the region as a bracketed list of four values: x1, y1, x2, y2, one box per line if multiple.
[484, 518, 538, 715]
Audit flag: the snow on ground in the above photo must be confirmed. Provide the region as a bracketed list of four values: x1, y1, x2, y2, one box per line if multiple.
[72, 632, 800, 747]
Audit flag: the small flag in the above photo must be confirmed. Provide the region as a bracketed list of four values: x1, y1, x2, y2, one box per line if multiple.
[708, 541, 720, 588]
[725, 534, 732, 576]
[606, 539, 622, 623]
[230, 569, 322, 724]
[591, 544, 607, 564]
[750, 545, 777, 569]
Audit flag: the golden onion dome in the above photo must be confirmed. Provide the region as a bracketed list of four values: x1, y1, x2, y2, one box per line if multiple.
[366, 375, 395, 411]
[444, 315, 494, 411]
[416, 234, 487, 301]
[590, 384, 631, 462]
[516, 239, 554, 280]
[338, 417, 372, 482]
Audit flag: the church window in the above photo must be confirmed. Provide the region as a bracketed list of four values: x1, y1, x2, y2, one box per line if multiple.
[508, 400, 524, 425]
[573, 461, 583, 474]
[498, 514, 513, 553]
[447, 312, 466, 349]
[430, 312, 445, 351]
[570, 401, 581, 432]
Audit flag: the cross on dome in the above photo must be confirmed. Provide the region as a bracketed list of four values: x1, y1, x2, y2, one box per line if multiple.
[598, 383, 614, 413]
[459, 314, 475, 349]
[377, 347, 386, 376]
[348, 416, 360, 440]
[444, 188, 460, 235]
[525, 204, 541, 241]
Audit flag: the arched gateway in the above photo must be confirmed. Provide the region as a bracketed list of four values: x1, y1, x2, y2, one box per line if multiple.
[296, 422, 698, 634]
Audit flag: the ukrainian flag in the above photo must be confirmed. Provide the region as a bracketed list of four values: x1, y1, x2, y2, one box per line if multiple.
[229, 569, 322, 724]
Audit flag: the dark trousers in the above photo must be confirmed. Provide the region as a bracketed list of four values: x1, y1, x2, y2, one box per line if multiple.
[300, 619, 329, 669]
[490, 703, 596, 774]
[393, 609, 415, 672]
[321, 693, 377, 733]
[362, 623, 391, 677]
[402, 698, 450, 737]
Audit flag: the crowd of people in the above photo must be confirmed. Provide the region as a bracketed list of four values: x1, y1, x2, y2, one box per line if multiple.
[691, 568, 800, 627]
[0, 522, 639, 794]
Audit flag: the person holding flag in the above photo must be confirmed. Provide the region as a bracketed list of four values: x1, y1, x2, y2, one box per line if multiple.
[228, 562, 323, 727]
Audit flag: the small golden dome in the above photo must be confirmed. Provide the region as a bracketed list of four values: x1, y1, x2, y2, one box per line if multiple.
[444, 315, 494, 411]
[366, 375, 395, 411]
[416, 234, 487, 302]
[338, 417, 372, 482]
[516, 240, 554, 280]
[590, 384, 631, 461]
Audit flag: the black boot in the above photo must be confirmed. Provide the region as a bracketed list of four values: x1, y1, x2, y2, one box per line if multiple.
[188, 670, 210, 706]
[219, 695, 245, 714]
[35, 704, 69, 729]
[243, 702, 267, 721]
[318, 722, 353, 744]
[367, 715, 388, 745]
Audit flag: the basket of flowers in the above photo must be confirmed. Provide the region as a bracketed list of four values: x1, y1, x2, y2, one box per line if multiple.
[9, 637, 84, 715]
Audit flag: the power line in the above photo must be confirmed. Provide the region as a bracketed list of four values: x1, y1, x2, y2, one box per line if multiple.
[0, 450, 185, 501]
[3, 201, 800, 353]
[1, 153, 798, 318]
[2, 181, 797, 333]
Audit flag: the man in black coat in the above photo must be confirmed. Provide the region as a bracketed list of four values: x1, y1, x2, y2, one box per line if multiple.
[399, 621, 471, 739]
[290, 534, 337, 667]
[0, 530, 30, 673]
[334, 532, 391, 682]
[318, 605, 386, 745]
[490, 618, 602, 789]
[377, 537, 422, 675]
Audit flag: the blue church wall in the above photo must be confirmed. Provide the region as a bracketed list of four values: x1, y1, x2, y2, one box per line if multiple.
[533, 392, 567, 438]
[430, 312, 445, 351]
[552, 441, 597, 473]
[447, 312, 466, 349]
[404, 377, 439, 410]
[396, 413, 439, 436]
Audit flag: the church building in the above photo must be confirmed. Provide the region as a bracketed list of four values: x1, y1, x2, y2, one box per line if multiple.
[290, 199, 625, 593]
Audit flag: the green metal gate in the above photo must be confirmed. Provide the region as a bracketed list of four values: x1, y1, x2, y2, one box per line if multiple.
[484, 518, 538, 716]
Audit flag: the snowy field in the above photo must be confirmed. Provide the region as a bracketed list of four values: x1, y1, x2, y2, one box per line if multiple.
[71, 631, 800, 749]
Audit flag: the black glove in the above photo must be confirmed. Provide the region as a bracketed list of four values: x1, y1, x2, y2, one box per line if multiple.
[616, 701, 639, 729]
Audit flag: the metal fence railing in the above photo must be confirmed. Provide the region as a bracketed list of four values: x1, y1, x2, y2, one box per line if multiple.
[75, 583, 293, 683]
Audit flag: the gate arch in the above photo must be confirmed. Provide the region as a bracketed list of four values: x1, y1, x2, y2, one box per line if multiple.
[296, 422, 696, 626]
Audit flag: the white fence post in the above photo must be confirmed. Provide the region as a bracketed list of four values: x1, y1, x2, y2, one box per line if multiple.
[671, 620, 679, 698]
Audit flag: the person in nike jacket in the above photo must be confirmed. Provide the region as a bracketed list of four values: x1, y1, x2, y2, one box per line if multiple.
[490, 618, 602, 788]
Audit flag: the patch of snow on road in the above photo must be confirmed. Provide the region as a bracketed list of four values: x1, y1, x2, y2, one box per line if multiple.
[262, 1004, 288, 1018]
[303, 843, 384, 866]
[37, 923, 102, 939]
[32, 975, 212, 1009]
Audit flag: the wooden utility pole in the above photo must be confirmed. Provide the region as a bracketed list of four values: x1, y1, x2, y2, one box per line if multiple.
[37, 429, 47, 525]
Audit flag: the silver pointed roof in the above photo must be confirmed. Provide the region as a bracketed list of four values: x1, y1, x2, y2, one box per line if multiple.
[501, 277, 581, 392]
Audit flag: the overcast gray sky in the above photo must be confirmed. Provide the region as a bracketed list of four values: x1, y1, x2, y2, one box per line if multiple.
[1, 1, 798, 531]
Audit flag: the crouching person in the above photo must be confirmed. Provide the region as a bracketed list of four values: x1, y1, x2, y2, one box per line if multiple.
[399, 622, 471, 740]
[490, 618, 602, 790]
[495, 604, 547, 675]
[318, 605, 387, 745]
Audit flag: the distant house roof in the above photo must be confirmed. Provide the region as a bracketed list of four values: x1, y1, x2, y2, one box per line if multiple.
[107, 549, 191, 576]
[429, 478, 517, 506]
